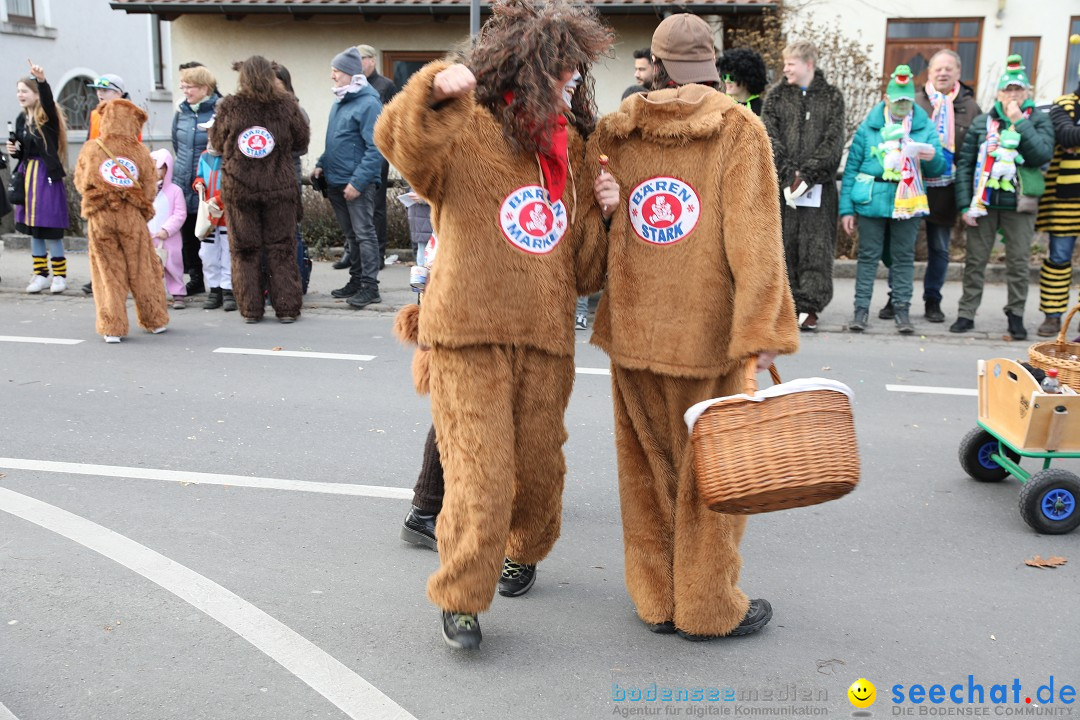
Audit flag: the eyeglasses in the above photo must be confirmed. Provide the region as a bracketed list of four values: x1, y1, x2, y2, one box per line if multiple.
[722, 74, 734, 83]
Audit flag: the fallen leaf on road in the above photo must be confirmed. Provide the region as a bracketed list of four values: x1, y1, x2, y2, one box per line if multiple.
[272, 346, 283, 351]
[821, 366, 831, 371]
[1025, 555, 1068, 569]
[990, 634, 996, 641]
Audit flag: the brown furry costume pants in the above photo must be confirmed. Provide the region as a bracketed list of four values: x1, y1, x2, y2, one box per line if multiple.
[87, 212, 170, 337]
[228, 196, 302, 320]
[611, 364, 750, 636]
[427, 344, 574, 613]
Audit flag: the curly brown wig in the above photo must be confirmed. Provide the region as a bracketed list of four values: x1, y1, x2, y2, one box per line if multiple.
[232, 55, 287, 103]
[470, 0, 613, 153]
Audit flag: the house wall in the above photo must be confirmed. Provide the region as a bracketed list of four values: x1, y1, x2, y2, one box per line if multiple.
[785, 0, 1077, 107]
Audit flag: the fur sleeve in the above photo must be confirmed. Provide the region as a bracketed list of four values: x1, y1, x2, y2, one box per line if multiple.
[575, 133, 610, 296]
[290, 102, 310, 160]
[720, 117, 799, 360]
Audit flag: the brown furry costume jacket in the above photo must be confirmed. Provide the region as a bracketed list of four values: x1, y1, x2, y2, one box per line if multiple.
[208, 94, 309, 320]
[73, 100, 169, 337]
[377, 61, 595, 614]
[581, 85, 799, 636]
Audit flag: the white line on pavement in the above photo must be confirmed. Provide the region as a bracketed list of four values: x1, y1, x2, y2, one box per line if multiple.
[576, 367, 610, 375]
[0, 701, 20, 720]
[0, 458, 412, 500]
[0, 487, 416, 720]
[886, 384, 978, 397]
[213, 347, 376, 361]
[0, 335, 83, 345]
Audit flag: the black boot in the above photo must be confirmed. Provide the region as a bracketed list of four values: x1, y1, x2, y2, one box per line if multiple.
[878, 294, 895, 320]
[400, 506, 437, 550]
[894, 306, 915, 334]
[222, 290, 237, 312]
[924, 300, 945, 323]
[1006, 311, 1027, 341]
[849, 308, 869, 332]
[202, 287, 223, 310]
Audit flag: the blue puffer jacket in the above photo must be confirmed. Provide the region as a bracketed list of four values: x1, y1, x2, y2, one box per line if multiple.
[172, 93, 220, 214]
[316, 84, 383, 191]
[840, 101, 946, 219]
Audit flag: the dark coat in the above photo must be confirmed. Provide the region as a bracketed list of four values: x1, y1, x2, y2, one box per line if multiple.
[11, 79, 65, 181]
[915, 82, 980, 225]
[171, 93, 220, 213]
[368, 71, 400, 106]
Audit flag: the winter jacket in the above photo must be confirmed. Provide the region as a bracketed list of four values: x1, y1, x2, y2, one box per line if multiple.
[171, 93, 220, 214]
[148, 148, 187, 244]
[194, 150, 227, 228]
[316, 84, 383, 191]
[1037, 91, 1080, 235]
[839, 101, 946, 219]
[915, 82, 980, 225]
[955, 101, 1055, 213]
[581, 85, 799, 378]
[761, 69, 846, 188]
[368, 71, 400, 106]
[11, 79, 65, 182]
[375, 60, 592, 357]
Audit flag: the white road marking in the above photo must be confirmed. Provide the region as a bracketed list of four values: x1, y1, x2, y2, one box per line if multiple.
[0, 335, 83, 345]
[214, 347, 375, 361]
[0, 487, 415, 720]
[0, 701, 20, 720]
[576, 367, 610, 376]
[0, 458, 412, 500]
[886, 384, 978, 397]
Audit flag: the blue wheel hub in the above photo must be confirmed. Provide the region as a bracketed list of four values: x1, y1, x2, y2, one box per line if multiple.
[978, 441, 1002, 471]
[1041, 489, 1077, 522]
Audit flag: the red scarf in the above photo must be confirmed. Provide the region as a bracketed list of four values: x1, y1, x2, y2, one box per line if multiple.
[504, 91, 569, 203]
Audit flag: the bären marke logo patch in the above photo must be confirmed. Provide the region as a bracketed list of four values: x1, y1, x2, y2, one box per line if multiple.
[499, 185, 568, 255]
[628, 176, 701, 245]
[238, 126, 275, 159]
[99, 157, 139, 188]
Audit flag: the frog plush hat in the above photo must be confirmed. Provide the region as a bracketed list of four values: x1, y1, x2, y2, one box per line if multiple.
[998, 54, 1031, 91]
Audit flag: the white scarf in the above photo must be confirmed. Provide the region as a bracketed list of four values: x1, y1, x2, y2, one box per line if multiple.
[332, 74, 369, 100]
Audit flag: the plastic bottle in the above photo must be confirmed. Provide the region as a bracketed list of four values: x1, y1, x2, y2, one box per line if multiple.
[1041, 368, 1062, 394]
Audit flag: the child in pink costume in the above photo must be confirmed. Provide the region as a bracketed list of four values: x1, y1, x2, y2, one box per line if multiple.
[148, 148, 187, 308]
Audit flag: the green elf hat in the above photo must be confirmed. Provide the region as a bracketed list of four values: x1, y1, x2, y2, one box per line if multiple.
[886, 64, 916, 101]
[998, 54, 1031, 90]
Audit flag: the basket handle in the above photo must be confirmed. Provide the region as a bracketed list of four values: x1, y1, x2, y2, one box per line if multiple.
[742, 358, 783, 395]
[1057, 302, 1080, 344]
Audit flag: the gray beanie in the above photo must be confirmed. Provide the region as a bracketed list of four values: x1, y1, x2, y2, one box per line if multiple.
[332, 47, 364, 77]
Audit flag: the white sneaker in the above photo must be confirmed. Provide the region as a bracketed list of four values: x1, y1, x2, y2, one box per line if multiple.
[104, 335, 121, 343]
[50, 276, 67, 294]
[575, 314, 588, 330]
[26, 275, 50, 293]
[151, 326, 167, 334]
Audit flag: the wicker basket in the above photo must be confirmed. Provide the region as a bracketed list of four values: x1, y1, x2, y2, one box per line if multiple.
[1028, 303, 1080, 389]
[691, 360, 860, 515]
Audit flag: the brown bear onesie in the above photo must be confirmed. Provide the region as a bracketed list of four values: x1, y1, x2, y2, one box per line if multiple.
[376, 60, 599, 617]
[73, 99, 170, 338]
[208, 89, 309, 321]
[581, 83, 800, 636]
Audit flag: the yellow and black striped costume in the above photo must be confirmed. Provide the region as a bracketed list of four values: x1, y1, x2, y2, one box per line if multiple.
[1037, 92, 1080, 315]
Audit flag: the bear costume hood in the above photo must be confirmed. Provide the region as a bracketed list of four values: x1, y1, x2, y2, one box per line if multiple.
[98, 99, 147, 139]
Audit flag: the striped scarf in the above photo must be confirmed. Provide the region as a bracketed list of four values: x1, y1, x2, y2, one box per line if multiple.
[968, 116, 1000, 218]
[925, 82, 959, 187]
[888, 107, 929, 219]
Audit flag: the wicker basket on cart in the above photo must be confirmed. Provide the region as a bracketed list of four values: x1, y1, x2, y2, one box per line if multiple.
[1028, 303, 1080, 389]
[690, 360, 860, 515]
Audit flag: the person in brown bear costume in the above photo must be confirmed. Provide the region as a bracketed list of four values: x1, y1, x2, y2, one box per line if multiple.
[377, 0, 613, 649]
[582, 14, 800, 639]
[209, 55, 309, 323]
[73, 99, 170, 342]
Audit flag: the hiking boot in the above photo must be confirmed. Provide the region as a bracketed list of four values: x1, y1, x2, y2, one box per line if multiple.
[222, 290, 237, 312]
[849, 308, 869, 333]
[441, 611, 482, 650]
[346, 287, 382, 309]
[878, 296, 895, 320]
[331, 278, 363, 298]
[400, 506, 437, 551]
[950, 317, 974, 333]
[497, 557, 537, 597]
[26, 275, 50, 293]
[677, 599, 773, 640]
[799, 311, 818, 332]
[1038, 315, 1061, 337]
[203, 288, 223, 310]
[894, 307, 915, 335]
[1006, 312, 1027, 341]
[924, 300, 945, 323]
[575, 314, 588, 330]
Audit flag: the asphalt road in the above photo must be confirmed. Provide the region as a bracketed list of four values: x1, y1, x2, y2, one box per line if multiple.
[1, 288, 1078, 720]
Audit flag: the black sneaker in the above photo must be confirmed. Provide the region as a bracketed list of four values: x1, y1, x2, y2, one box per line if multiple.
[222, 290, 237, 312]
[401, 506, 437, 551]
[202, 288, 223, 310]
[346, 287, 382, 309]
[878, 296, 895, 320]
[950, 317, 974, 333]
[643, 619, 677, 634]
[1006, 312, 1027, 341]
[676, 598, 773, 640]
[331, 279, 363, 298]
[82, 281, 93, 295]
[924, 300, 945, 323]
[441, 610, 482, 650]
[497, 557, 536, 597]
[185, 279, 206, 295]
[894, 308, 915, 335]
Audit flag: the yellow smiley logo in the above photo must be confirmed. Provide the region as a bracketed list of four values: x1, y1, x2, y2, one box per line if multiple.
[848, 678, 876, 708]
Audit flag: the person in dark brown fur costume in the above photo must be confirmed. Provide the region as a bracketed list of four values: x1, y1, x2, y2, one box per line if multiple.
[73, 99, 170, 342]
[209, 55, 310, 323]
[376, 0, 613, 650]
[582, 14, 799, 639]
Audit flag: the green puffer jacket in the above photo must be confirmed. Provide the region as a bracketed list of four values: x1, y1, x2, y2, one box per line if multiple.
[954, 101, 1054, 213]
[839, 101, 946, 219]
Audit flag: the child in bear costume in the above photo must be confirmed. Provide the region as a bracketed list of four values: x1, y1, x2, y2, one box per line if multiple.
[378, 0, 613, 650]
[73, 99, 169, 342]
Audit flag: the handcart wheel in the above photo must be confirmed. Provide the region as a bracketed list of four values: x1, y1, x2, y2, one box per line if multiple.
[1019, 469, 1080, 534]
[959, 427, 1019, 482]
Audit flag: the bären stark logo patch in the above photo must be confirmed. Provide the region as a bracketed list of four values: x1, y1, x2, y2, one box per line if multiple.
[99, 157, 139, 188]
[628, 176, 701, 245]
[238, 126, 275, 159]
[499, 185, 568, 255]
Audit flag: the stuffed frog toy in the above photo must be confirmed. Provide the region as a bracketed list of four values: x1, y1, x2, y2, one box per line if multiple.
[874, 123, 906, 181]
[988, 128, 1024, 192]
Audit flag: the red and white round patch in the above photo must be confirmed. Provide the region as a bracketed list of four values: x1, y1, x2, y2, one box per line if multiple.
[99, 157, 139, 188]
[238, 126, 275, 159]
[628, 176, 701, 245]
[498, 185, 568, 255]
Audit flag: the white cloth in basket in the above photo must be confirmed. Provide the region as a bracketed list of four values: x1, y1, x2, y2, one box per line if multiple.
[684, 378, 855, 434]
